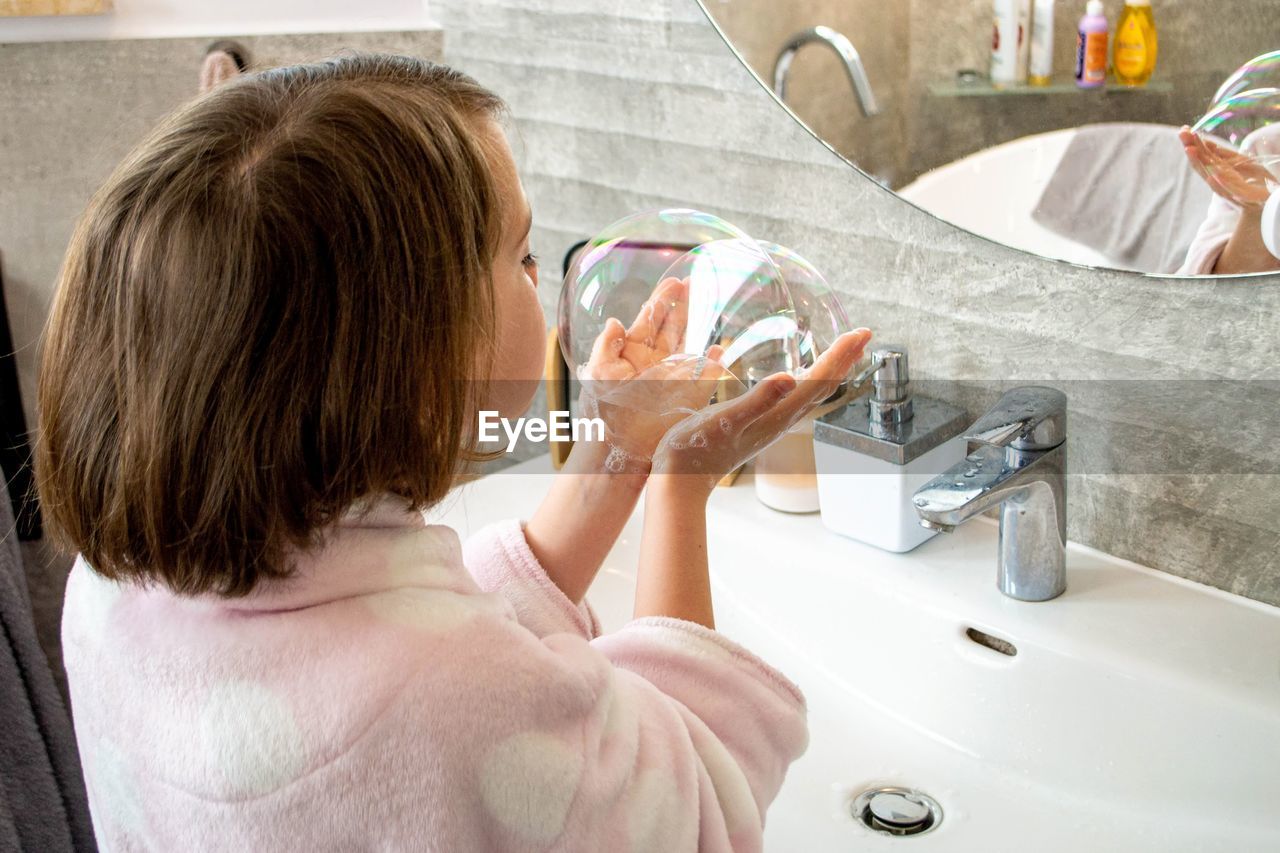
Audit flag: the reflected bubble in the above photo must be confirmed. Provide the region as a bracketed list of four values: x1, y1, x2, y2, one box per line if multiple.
[1191, 88, 1280, 207]
[1193, 87, 1280, 151]
[1211, 51, 1280, 109]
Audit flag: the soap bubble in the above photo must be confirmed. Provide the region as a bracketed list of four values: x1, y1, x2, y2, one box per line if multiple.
[1210, 51, 1280, 109]
[559, 209, 812, 413]
[1190, 88, 1280, 206]
[757, 242, 851, 367]
[652, 237, 802, 385]
[559, 209, 753, 375]
[558, 208, 853, 468]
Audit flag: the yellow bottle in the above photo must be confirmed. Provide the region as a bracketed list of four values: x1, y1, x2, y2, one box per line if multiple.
[1113, 0, 1158, 86]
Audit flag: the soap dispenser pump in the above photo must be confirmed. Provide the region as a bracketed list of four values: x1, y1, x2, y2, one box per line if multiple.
[813, 345, 970, 553]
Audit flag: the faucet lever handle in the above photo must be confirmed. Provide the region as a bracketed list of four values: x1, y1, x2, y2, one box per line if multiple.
[963, 386, 1067, 451]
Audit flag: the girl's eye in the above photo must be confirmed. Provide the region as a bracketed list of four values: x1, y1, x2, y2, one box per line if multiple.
[521, 253, 539, 289]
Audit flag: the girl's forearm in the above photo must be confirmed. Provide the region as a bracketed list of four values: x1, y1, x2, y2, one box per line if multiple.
[634, 476, 714, 629]
[525, 440, 648, 605]
[1214, 208, 1280, 274]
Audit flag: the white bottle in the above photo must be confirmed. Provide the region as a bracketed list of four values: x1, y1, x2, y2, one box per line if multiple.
[812, 347, 970, 553]
[754, 393, 848, 513]
[754, 419, 820, 513]
[1030, 0, 1056, 85]
[992, 0, 1033, 87]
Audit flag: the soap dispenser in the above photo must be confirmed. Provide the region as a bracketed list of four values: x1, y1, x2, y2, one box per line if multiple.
[813, 346, 969, 553]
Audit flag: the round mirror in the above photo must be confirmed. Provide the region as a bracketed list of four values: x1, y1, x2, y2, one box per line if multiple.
[698, 1, 1280, 277]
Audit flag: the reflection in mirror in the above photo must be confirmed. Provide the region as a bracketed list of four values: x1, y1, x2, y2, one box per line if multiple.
[698, 0, 1280, 277]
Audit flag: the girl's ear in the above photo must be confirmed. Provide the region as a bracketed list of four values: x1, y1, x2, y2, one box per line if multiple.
[200, 42, 245, 94]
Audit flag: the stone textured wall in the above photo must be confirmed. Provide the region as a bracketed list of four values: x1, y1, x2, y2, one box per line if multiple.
[435, 0, 1280, 605]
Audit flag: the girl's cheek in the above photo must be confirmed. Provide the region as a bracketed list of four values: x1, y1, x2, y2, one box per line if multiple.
[518, 273, 547, 375]
[491, 263, 546, 384]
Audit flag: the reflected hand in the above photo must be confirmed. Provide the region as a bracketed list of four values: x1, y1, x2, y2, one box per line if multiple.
[1180, 126, 1275, 209]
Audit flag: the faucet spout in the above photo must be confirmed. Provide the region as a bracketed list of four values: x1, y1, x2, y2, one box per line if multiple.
[912, 387, 1068, 602]
[772, 26, 880, 118]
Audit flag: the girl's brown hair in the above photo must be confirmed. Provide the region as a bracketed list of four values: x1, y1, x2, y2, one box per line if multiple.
[37, 54, 506, 596]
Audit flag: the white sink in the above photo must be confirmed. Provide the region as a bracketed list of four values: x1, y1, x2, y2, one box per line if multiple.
[438, 457, 1280, 853]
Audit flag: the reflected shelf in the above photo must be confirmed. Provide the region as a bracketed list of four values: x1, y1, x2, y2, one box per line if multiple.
[928, 79, 1175, 98]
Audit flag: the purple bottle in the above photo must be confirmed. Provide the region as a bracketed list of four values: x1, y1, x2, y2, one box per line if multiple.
[1075, 0, 1109, 88]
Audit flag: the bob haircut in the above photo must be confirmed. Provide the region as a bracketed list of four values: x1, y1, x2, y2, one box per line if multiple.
[37, 54, 506, 596]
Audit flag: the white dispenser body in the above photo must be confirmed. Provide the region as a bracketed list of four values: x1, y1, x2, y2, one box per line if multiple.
[815, 434, 968, 553]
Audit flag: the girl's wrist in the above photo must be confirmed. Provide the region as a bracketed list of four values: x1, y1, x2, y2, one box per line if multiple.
[564, 439, 650, 492]
[645, 471, 714, 508]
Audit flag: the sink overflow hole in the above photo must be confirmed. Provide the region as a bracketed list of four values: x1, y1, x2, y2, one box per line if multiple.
[966, 627, 1017, 656]
[851, 787, 943, 837]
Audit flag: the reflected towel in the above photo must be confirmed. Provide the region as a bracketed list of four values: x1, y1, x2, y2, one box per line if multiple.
[1033, 122, 1212, 273]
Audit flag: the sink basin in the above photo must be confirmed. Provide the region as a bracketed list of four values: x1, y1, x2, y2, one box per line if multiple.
[438, 457, 1280, 852]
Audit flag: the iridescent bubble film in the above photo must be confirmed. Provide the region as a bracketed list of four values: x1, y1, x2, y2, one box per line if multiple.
[757, 242, 851, 367]
[1211, 51, 1280, 109]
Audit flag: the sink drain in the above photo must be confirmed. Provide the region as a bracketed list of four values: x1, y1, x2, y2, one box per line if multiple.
[851, 787, 942, 837]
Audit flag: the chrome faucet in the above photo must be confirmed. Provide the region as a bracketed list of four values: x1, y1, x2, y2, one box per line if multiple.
[772, 26, 880, 118]
[911, 387, 1068, 602]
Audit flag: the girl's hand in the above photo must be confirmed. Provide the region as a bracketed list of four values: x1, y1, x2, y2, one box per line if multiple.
[1180, 127, 1275, 209]
[525, 277, 725, 604]
[584, 276, 691, 381]
[579, 277, 726, 465]
[635, 327, 873, 628]
[649, 328, 872, 500]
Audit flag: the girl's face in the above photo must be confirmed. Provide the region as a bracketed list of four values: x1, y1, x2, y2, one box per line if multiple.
[478, 120, 546, 419]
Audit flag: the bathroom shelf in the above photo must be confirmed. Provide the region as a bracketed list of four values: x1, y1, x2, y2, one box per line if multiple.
[928, 80, 1174, 98]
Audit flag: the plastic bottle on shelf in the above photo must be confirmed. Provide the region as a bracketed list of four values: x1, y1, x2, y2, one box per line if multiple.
[1030, 0, 1056, 86]
[1113, 0, 1158, 86]
[1075, 0, 1109, 88]
[992, 0, 1032, 87]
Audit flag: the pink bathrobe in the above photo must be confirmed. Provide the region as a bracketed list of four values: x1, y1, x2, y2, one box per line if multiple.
[61, 497, 808, 852]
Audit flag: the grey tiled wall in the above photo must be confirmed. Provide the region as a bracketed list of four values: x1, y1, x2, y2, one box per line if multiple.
[434, 0, 1280, 605]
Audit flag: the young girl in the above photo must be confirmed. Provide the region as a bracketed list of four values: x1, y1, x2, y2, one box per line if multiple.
[37, 54, 869, 851]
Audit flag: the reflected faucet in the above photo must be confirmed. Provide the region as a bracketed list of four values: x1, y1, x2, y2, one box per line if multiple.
[772, 26, 880, 119]
[912, 387, 1068, 602]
